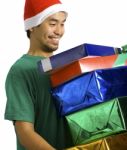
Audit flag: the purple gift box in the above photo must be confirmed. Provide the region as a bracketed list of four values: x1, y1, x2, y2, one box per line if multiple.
[38, 43, 121, 73]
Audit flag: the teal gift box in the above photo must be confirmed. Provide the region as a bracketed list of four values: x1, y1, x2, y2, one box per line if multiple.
[66, 97, 127, 145]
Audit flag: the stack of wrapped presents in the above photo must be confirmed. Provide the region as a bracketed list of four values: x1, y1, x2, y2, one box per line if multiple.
[38, 43, 127, 150]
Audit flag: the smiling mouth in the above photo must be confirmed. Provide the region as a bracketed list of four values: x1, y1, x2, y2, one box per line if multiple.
[49, 37, 60, 45]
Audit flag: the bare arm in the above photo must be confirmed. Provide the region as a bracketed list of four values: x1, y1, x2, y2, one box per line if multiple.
[15, 121, 56, 150]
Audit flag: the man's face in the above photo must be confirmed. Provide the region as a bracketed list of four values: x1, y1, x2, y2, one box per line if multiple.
[31, 12, 67, 53]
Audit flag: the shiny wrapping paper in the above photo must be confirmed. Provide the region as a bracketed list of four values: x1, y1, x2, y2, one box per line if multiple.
[50, 53, 127, 87]
[66, 132, 127, 150]
[52, 66, 127, 116]
[65, 97, 127, 145]
[85, 43, 121, 56]
[38, 43, 121, 73]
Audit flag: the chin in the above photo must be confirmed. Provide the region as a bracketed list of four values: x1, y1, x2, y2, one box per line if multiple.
[45, 46, 58, 53]
[50, 45, 59, 51]
[42, 43, 58, 52]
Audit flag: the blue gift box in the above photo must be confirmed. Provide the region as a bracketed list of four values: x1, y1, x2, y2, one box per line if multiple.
[38, 43, 121, 72]
[85, 43, 121, 56]
[51, 66, 127, 116]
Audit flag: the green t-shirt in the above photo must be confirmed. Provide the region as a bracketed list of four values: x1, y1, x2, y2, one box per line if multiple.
[4, 54, 73, 150]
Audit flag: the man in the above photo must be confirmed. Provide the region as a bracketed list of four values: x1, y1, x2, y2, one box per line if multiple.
[4, 0, 73, 149]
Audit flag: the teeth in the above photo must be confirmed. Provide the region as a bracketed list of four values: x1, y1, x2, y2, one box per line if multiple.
[49, 36, 60, 43]
[52, 38, 59, 41]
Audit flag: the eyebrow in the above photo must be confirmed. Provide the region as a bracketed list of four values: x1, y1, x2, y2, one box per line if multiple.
[49, 18, 66, 23]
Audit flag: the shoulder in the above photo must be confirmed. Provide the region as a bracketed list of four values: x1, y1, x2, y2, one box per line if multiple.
[6, 56, 33, 83]
[5, 55, 34, 89]
[8, 56, 26, 75]
[8, 54, 37, 76]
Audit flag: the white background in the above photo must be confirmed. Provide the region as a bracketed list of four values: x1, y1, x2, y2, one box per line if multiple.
[0, 0, 127, 149]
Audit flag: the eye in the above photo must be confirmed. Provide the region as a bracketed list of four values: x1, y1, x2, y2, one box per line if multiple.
[50, 23, 56, 26]
[61, 23, 64, 27]
[49, 21, 56, 26]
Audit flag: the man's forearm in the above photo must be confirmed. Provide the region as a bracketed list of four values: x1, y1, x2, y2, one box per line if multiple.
[15, 121, 56, 150]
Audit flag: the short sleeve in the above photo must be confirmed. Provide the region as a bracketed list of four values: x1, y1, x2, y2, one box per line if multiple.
[4, 72, 35, 123]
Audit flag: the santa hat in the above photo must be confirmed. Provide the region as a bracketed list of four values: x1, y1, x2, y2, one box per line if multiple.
[24, 0, 67, 30]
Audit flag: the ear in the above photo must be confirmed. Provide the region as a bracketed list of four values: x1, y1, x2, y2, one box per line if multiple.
[29, 28, 34, 32]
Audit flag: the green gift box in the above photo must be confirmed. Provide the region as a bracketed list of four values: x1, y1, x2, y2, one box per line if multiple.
[66, 97, 127, 145]
[66, 132, 127, 150]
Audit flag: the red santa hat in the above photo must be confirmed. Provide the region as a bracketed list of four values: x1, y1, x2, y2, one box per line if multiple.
[24, 0, 67, 30]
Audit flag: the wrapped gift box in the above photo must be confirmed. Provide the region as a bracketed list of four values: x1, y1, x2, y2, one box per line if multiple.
[50, 53, 127, 87]
[85, 43, 121, 56]
[66, 132, 127, 150]
[52, 66, 127, 116]
[38, 43, 121, 73]
[65, 97, 127, 145]
[122, 44, 127, 53]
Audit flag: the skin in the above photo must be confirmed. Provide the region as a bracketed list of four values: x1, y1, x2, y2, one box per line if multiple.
[28, 11, 67, 57]
[15, 11, 67, 150]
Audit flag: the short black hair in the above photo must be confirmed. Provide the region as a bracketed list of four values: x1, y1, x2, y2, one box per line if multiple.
[26, 30, 31, 38]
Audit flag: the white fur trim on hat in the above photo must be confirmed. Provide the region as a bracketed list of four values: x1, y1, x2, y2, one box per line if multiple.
[24, 4, 67, 30]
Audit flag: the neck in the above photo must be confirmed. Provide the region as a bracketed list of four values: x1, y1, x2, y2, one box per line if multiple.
[27, 49, 53, 58]
[28, 37, 54, 57]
